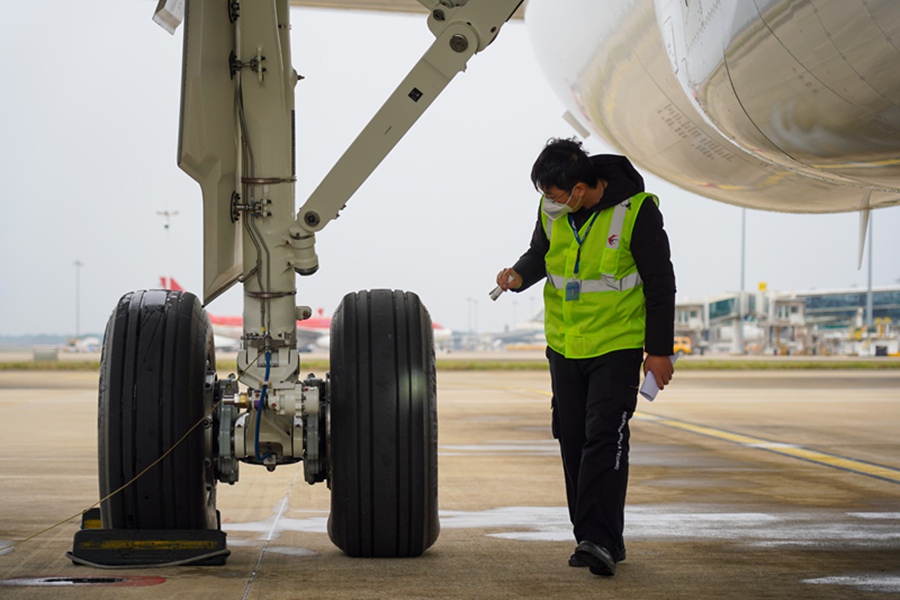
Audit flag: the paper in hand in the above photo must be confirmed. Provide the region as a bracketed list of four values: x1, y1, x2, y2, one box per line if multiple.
[639, 355, 678, 401]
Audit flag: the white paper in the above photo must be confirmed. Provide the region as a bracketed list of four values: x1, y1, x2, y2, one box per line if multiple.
[153, 0, 185, 35]
[639, 355, 678, 401]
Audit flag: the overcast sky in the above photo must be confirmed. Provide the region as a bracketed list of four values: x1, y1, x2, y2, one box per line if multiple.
[1, 1, 898, 338]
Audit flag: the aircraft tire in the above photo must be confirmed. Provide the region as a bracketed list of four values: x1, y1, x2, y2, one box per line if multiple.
[327, 289, 439, 557]
[98, 290, 217, 530]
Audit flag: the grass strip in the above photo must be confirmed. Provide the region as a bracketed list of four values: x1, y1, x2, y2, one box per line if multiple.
[1, 358, 897, 372]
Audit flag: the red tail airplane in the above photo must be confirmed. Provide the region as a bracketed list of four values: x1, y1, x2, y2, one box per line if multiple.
[160, 277, 451, 350]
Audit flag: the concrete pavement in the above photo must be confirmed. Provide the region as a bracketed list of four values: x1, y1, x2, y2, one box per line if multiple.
[1, 368, 898, 598]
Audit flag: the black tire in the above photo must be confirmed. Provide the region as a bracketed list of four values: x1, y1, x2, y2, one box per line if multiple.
[328, 290, 439, 557]
[98, 290, 217, 530]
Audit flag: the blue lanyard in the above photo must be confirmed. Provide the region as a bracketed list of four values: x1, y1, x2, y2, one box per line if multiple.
[568, 212, 600, 275]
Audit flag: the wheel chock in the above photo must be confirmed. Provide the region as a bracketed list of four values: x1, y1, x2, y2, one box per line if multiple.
[81, 507, 102, 530]
[70, 509, 229, 567]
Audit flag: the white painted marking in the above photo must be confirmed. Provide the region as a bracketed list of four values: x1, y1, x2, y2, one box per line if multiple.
[848, 512, 900, 520]
[225, 515, 328, 538]
[439, 439, 558, 457]
[1, 578, 76, 587]
[803, 575, 900, 593]
[746, 442, 800, 450]
[266, 497, 290, 542]
[265, 546, 318, 557]
[0, 577, 126, 587]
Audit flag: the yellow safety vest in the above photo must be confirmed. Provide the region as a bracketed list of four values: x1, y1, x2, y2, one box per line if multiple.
[542, 193, 657, 358]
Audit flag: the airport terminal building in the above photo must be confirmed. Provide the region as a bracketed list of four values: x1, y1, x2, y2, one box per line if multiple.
[675, 286, 900, 356]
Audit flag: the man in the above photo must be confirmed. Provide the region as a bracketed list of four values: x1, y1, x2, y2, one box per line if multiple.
[496, 138, 676, 577]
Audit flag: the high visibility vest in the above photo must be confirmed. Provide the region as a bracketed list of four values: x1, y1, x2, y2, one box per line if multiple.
[542, 193, 657, 358]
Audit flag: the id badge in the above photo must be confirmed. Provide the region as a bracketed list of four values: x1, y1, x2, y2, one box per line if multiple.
[565, 280, 581, 301]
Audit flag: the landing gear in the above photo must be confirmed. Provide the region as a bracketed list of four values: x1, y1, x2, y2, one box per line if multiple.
[90, 287, 439, 561]
[327, 290, 440, 557]
[97, 290, 217, 530]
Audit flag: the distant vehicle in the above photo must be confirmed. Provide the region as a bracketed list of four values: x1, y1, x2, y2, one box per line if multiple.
[674, 336, 693, 356]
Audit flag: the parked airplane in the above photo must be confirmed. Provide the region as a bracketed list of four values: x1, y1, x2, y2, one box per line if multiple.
[160, 278, 331, 350]
[160, 277, 452, 351]
[65, 336, 101, 353]
[490, 310, 546, 350]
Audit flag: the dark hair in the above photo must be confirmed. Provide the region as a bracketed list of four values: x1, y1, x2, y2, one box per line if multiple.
[530, 137, 599, 192]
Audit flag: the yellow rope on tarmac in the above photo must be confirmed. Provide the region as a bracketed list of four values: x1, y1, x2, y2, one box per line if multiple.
[0, 350, 286, 555]
[2, 397, 224, 553]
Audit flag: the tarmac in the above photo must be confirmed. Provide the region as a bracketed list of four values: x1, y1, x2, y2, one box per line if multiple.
[0, 363, 899, 598]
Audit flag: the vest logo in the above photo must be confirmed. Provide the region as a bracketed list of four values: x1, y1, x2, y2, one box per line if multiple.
[607, 234, 619, 248]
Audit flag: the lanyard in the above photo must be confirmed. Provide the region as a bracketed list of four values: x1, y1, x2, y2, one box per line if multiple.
[568, 211, 600, 275]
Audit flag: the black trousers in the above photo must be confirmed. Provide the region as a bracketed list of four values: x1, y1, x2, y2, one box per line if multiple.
[547, 346, 642, 555]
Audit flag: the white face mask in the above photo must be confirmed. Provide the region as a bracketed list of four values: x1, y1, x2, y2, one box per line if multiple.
[541, 190, 580, 219]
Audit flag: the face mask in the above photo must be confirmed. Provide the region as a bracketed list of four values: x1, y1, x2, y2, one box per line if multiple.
[541, 191, 580, 219]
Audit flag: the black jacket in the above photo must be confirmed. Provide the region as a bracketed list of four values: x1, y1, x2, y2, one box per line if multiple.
[512, 155, 676, 356]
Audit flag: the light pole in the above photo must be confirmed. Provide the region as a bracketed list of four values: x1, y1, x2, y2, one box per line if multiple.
[732, 208, 746, 354]
[157, 210, 179, 289]
[866, 215, 874, 330]
[73, 260, 84, 339]
[467, 297, 478, 334]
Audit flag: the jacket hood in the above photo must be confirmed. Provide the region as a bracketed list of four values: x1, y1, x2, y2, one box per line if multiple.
[589, 154, 645, 212]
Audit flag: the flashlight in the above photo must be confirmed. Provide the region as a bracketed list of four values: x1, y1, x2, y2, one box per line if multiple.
[489, 274, 515, 301]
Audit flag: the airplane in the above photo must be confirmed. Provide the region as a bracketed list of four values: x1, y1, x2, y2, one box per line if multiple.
[65, 336, 101, 353]
[289, 0, 900, 229]
[160, 277, 332, 350]
[160, 277, 452, 351]
[490, 310, 547, 350]
[72, 0, 895, 564]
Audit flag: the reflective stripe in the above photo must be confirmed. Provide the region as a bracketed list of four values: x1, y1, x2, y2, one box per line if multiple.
[543, 215, 556, 240]
[543, 199, 629, 244]
[547, 271, 643, 293]
[606, 201, 629, 249]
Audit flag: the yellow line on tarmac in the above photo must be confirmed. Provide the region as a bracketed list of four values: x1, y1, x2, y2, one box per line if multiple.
[637, 413, 900, 485]
[76, 540, 219, 551]
[491, 384, 900, 484]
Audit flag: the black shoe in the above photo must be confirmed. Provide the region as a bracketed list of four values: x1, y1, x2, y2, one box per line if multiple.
[570, 547, 625, 566]
[574, 541, 616, 576]
[568, 552, 587, 567]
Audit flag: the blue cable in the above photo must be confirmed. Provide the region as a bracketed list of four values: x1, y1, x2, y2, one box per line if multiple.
[254, 349, 272, 463]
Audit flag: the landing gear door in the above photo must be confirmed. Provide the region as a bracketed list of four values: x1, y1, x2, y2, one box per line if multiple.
[178, 0, 242, 304]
